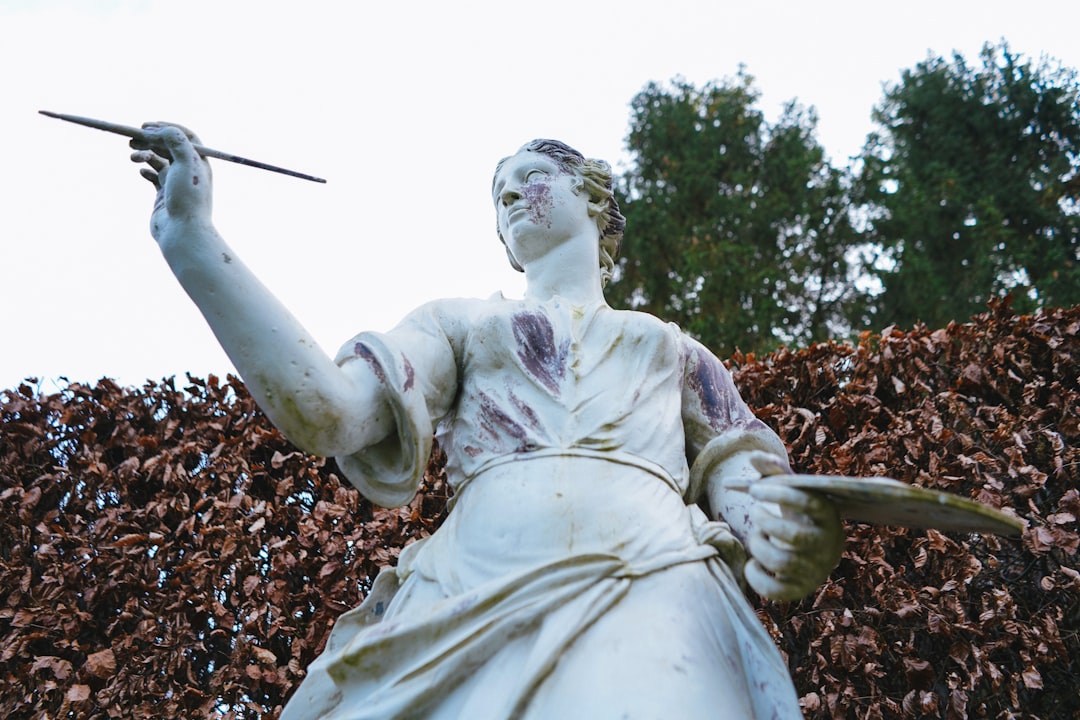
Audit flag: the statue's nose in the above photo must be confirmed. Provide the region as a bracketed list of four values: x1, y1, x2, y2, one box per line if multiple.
[500, 188, 523, 207]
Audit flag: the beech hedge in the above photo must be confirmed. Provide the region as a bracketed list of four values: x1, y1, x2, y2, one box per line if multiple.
[2, 299, 1077, 719]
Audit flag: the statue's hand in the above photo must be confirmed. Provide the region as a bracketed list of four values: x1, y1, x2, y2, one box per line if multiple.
[741, 457, 843, 601]
[129, 123, 213, 250]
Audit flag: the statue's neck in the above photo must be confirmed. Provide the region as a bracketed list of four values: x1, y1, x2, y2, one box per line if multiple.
[522, 244, 605, 307]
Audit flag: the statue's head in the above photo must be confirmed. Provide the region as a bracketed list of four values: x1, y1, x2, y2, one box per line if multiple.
[493, 139, 625, 285]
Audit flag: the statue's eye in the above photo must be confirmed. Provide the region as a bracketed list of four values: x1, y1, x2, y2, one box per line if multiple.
[524, 169, 547, 183]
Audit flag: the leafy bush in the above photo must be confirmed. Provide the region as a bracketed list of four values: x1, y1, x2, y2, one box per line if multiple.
[2, 300, 1076, 719]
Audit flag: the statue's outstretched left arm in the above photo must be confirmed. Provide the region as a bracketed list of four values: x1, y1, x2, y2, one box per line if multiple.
[681, 336, 842, 600]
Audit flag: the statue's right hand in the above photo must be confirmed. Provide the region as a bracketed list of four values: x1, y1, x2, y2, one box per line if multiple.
[129, 123, 214, 250]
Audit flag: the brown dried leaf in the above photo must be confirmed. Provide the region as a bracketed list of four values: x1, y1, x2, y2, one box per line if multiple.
[31, 656, 73, 680]
[252, 646, 278, 665]
[83, 648, 116, 678]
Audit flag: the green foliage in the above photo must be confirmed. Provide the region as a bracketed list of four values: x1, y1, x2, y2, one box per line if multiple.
[608, 75, 868, 356]
[858, 42, 1080, 329]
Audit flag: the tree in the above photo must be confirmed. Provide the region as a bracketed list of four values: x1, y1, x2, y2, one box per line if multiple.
[608, 74, 867, 357]
[858, 42, 1080, 329]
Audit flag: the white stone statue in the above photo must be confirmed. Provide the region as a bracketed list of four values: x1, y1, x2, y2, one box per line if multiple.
[131, 127, 848, 718]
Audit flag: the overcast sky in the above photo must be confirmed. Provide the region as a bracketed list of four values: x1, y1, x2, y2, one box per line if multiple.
[3, 0, 1078, 391]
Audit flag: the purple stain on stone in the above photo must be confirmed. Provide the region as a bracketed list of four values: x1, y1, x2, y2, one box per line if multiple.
[512, 311, 568, 394]
[402, 357, 415, 392]
[476, 390, 530, 452]
[686, 346, 738, 428]
[354, 343, 386, 384]
[687, 347, 772, 436]
[522, 180, 554, 228]
[508, 389, 542, 430]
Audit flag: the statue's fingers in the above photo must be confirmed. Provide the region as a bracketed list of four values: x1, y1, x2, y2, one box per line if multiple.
[142, 121, 202, 145]
[752, 483, 842, 527]
[747, 528, 795, 573]
[748, 451, 792, 478]
[749, 483, 826, 513]
[137, 125, 194, 163]
[747, 532, 824, 596]
[131, 149, 169, 173]
[750, 503, 822, 545]
[139, 167, 160, 188]
[744, 560, 782, 597]
[744, 559, 811, 601]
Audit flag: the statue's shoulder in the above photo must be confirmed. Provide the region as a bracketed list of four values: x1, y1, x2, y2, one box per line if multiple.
[406, 295, 496, 320]
[605, 305, 686, 337]
[400, 294, 512, 341]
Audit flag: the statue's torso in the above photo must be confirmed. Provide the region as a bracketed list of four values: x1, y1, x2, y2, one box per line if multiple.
[438, 296, 692, 493]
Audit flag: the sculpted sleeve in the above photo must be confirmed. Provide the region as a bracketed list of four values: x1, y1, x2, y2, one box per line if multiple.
[333, 302, 460, 508]
[679, 334, 789, 505]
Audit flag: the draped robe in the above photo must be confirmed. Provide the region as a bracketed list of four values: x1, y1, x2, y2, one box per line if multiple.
[280, 295, 802, 719]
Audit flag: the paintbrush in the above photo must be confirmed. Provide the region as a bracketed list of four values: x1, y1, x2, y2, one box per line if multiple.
[40, 110, 327, 184]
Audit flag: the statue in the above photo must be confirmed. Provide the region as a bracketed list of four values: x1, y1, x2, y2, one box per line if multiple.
[127, 126, 1020, 719]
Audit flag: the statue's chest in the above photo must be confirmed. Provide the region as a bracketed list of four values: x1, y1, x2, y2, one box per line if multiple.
[460, 304, 677, 398]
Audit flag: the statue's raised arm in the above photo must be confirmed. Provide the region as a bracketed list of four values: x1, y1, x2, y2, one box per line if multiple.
[130, 124, 393, 457]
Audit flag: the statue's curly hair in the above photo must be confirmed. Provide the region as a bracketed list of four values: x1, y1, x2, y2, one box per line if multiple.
[494, 139, 626, 286]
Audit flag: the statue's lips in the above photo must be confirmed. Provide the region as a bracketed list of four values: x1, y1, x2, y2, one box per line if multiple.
[507, 206, 529, 221]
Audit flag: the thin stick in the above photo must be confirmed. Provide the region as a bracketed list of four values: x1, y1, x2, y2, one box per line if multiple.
[40, 110, 327, 184]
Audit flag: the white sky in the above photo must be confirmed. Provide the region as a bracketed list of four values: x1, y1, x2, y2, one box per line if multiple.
[3, 0, 1079, 391]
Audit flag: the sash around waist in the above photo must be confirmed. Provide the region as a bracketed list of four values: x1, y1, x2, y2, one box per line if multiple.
[454, 446, 688, 500]
[416, 449, 718, 592]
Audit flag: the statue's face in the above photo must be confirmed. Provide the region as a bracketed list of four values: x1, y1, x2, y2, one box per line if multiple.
[492, 151, 593, 268]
